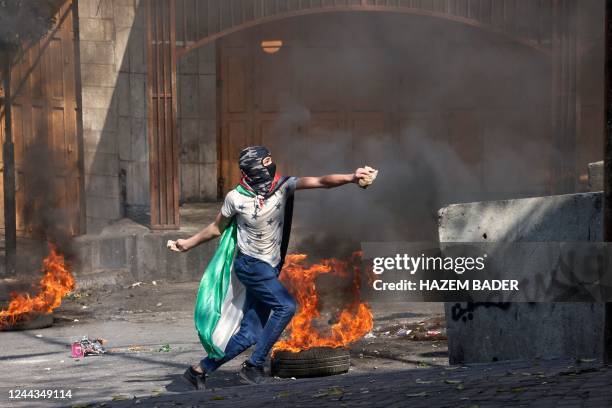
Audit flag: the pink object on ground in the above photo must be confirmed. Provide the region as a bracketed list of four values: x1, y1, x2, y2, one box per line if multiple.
[71, 341, 84, 358]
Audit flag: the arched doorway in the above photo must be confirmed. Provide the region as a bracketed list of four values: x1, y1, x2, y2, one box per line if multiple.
[145, 0, 581, 229]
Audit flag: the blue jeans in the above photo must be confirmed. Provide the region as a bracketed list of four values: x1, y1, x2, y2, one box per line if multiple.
[200, 252, 296, 371]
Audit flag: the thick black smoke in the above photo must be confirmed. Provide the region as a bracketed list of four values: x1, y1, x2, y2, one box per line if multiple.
[21, 140, 74, 257]
[255, 11, 598, 256]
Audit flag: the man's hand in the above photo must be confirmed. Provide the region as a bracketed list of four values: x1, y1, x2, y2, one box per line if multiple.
[352, 167, 370, 184]
[354, 166, 378, 188]
[167, 238, 190, 252]
[167, 212, 231, 252]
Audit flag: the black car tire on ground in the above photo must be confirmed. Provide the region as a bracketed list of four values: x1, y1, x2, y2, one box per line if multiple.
[271, 347, 350, 378]
[0, 312, 53, 331]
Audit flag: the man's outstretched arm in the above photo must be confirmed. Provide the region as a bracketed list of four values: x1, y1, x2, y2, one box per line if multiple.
[173, 212, 232, 252]
[296, 167, 371, 190]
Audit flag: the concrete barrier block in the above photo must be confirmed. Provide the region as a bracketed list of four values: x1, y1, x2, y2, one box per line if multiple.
[439, 192, 604, 364]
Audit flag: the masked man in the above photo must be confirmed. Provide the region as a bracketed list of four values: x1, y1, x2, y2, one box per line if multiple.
[171, 146, 372, 388]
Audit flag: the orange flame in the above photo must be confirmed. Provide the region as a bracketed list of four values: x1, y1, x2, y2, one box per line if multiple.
[273, 251, 373, 353]
[0, 244, 75, 328]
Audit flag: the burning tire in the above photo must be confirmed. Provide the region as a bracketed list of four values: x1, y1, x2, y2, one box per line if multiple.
[271, 347, 350, 378]
[0, 312, 53, 331]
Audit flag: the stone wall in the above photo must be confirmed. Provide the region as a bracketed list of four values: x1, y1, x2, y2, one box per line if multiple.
[78, 0, 149, 233]
[177, 44, 218, 202]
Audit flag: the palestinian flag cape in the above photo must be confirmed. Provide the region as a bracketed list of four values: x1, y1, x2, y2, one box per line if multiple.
[194, 177, 295, 359]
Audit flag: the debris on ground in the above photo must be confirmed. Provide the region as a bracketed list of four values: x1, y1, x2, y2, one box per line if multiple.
[71, 337, 107, 358]
[373, 316, 447, 341]
[397, 328, 412, 337]
[158, 344, 171, 352]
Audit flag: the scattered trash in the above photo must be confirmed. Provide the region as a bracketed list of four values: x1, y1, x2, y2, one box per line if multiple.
[158, 344, 171, 352]
[71, 337, 106, 358]
[71, 341, 84, 358]
[364, 332, 376, 339]
[35, 334, 43, 338]
[131, 282, 143, 288]
[397, 328, 412, 337]
[45, 367, 51, 371]
[73, 319, 79, 322]
[156, 302, 163, 307]
[82, 306, 88, 309]
[152, 281, 157, 286]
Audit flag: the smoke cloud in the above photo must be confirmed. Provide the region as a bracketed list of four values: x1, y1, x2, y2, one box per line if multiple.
[249, 11, 588, 256]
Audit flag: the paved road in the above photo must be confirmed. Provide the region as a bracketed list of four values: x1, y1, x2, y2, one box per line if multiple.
[2, 282, 610, 407]
[102, 358, 612, 408]
[0, 282, 446, 408]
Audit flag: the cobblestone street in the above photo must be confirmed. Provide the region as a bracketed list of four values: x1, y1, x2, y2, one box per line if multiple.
[105, 358, 611, 408]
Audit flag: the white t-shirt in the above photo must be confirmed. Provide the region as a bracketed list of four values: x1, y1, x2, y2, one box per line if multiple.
[221, 177, 298, 267]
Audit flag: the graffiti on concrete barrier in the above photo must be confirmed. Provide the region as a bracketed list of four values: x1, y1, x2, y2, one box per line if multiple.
[450, 302, 511, 323]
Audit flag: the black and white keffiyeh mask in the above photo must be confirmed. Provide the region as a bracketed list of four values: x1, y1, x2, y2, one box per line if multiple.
[238, 146, 277, 197]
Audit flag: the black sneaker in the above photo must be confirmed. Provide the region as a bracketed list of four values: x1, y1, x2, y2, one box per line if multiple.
[239, 360, 267, 384]
[183, 366, 206, 390]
